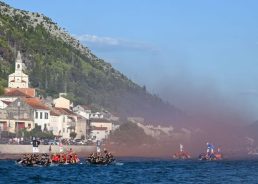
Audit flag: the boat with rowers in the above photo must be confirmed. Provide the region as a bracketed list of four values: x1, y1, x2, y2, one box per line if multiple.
[16, 149, 80, 167]
[87, 149, 115, 165]
[198, 142, 223, 161]
[173, 144, 191, 160]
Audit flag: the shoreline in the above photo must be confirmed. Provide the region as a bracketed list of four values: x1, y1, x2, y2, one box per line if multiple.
[0, 144, 96, 159]
[1, 154, 257, 161]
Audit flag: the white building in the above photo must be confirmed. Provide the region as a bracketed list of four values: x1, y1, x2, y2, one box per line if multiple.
[90, 118, 114, 142]
[89, 112, 104, 119]
[73, 105, 91, 119]
[90, 127, 108, 142]
[23, 98, 50, 131]
[50, 107, 87, 139]
[49, 110, 65, 137]
[8, 51, 29, 88]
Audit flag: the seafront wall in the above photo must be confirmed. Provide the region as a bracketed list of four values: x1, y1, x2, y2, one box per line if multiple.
[0, 144, 96, 157]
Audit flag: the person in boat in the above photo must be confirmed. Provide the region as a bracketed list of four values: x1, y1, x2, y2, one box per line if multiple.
[17, 153, 50, 166]
[206, 142, 215, 155]
[87, 148, 115, 164]
[180, 144, 184, 152]
[173, 144, 191, 159]
[32, 137, 40, 153]
[59, 142, 64, 153]
[49, 145, 52, 153]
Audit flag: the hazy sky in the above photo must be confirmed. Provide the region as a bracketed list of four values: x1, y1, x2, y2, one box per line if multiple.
[2, 0, 258, 120]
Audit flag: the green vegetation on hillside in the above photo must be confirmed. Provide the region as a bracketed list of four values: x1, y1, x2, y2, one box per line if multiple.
[109, 122, 155, 145]
[0, 1, 181, 122]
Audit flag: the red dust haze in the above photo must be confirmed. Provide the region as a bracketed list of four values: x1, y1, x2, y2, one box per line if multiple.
[108, 75, 256, 158]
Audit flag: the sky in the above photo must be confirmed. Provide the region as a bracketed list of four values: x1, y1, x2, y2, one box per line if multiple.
[2, 0, 258, 121]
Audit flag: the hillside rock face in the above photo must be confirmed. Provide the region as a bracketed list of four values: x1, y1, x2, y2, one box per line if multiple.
[0, 1, 182, 123]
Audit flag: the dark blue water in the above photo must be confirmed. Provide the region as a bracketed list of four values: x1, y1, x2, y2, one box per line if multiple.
[0, 158, 258, 184]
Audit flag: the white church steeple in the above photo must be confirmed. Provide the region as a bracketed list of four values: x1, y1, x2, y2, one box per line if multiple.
[8, 51, 29, 88]
[15, 51, 23, 72]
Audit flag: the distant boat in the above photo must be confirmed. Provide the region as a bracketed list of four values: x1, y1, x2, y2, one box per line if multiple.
[87, 150, 115, 165]
[173, 144, 191, 160]
[199, 143, 223, 161]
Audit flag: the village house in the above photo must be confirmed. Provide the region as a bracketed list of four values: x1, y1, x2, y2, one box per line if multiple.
[50, 107, 87, 140]
[53, 93, 73, 110]
[23, 97, 50, 131]
[90, 118, 114, 142]
[2, 97, 34, 133]
[90, 126, 109, 142]
[73, 105, 91, 119]
[0, 109, 10, 131]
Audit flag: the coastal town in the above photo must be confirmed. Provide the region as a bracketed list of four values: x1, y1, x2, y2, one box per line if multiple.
[0, 51, 177, 147]
[0, 51, 121, 144]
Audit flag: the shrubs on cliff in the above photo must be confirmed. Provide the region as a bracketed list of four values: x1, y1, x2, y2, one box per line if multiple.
[109, 122, 155, 146]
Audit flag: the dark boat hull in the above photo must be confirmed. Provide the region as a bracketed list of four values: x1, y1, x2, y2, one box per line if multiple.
[87, 158, 115, 165]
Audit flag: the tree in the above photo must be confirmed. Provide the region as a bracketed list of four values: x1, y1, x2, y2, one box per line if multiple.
[81, 134, 85, 140]
[70, 132, 77, 139]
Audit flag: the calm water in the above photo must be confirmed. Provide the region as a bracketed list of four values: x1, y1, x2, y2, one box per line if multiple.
[0, 158, 258, 184]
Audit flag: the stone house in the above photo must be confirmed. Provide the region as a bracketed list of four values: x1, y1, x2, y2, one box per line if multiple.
[3, 97, 34, 133]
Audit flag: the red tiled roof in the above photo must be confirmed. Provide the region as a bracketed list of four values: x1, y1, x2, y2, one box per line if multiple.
[4, 89, 30, 97]
[23, 97, 49, 110]
[92, 127, 107, 131]
[4, 88, 35, 97]
[90, 118, 111, 123]
[54, 107, 77, 116]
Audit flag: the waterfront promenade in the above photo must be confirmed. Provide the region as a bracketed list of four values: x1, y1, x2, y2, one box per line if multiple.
[0, 144, 96, 159]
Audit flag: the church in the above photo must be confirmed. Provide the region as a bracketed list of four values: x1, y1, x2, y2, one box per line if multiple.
[8, 51, 29, 88]
[4, 51, 35, 97]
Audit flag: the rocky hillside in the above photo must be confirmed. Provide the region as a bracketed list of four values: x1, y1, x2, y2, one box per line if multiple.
[0, 1, 182, 123]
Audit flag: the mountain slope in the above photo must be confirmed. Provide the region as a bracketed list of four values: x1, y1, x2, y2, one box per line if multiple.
[0, 1, 182, 123]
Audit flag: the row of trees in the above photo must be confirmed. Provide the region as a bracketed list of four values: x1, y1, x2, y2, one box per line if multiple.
[0, 124, 77, 140]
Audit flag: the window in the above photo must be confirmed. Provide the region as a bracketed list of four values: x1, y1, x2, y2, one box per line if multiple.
[45, 112, 48, 119]
[28, 123, 31, 129]
[63, 128, 65, 132]
[35, 112, 38, 119]
[40, 112, 42, 119]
